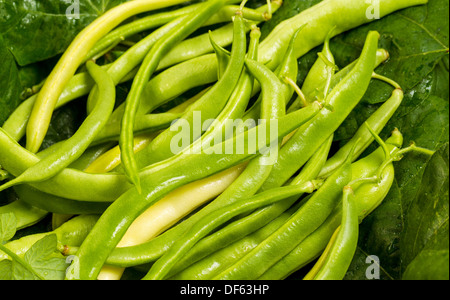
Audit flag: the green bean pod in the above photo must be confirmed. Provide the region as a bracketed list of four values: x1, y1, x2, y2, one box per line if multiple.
[143, 181, 319, 280]
[287, 48, 389, 114]
[310, 185, 359, 280]
[25, 0, 193, 153]
[68, 96, 323, 279]
[259, 30, 380, 192]
[133, 11, 247, 168]
[188, 25, 260, 155]
[258, 0, 427, 70]
[301, 28, 336, 103]
[168, 203, 300, 280]
[213, 149, 353, 280]
[0, 61, 116, 193]
[319, 88, 404, 178]
[210, 34, 231, 80]
[258, 131, 403, 279]
[239, 26, 302, 124]
[221, 55, 286, 189]
[323, 49, 390, 97]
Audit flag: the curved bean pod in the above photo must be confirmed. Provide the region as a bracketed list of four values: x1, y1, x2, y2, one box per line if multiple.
[213, 149, 353, 280]
[14, 185, 110, 215]
[257, 131, 403, 279]
[68, 101, 323, 279]
[259, 31, 380, 192]
[0, 61, 116, 193]
[0, 200, 48, 231]
[319, 88, 404, 178]
[309, 185, 359, 280]
[142, 181, 319, 280]
[258, 0, 427, 70]
[185, 24, 260, 157]
[133, 11, 247, 167]
[0, 215, 99, 261]
[25, 0, 189, 153]
[101, 105, 324, 268]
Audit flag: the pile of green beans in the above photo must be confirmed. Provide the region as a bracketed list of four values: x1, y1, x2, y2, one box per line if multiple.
[0, 0, 433, 280]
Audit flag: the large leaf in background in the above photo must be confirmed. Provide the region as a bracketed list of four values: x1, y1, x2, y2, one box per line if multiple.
[0, 0, 129, 66]
[0, 36, 21, 126]
[401, 143, 449, 280]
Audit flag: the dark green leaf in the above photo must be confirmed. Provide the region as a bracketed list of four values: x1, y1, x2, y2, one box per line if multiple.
[0, 0, 129, 66]
[402, 249, 449, 280]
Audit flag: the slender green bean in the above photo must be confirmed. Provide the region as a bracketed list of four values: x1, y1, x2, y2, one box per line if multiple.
[120, 0, 228, 191]
[167, 203, 300, 280]
[0, 200, 48, 231]
[14, 185, 110, 215]
[143, 181, 319, 280]
[0, 61, 115, 192]
[319, 88, 404, 178]
[25, 0, 190, 153]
